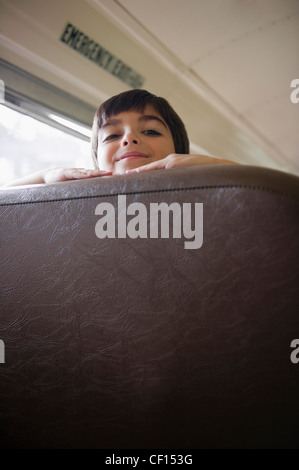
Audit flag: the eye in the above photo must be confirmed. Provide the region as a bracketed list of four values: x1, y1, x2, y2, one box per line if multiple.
[143, 129, 161, 136]
[103, 134, 120, 143]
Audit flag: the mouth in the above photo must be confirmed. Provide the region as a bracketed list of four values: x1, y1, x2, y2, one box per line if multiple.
[117, 152, 149, 161]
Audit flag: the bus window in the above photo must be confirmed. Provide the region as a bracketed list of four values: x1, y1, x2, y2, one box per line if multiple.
[0, 105, 91, 185]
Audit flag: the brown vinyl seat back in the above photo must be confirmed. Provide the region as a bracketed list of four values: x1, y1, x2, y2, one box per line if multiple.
[0, 165, 299, 449]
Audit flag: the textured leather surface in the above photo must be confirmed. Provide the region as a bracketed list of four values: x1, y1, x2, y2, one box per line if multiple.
[0, 165, 299, 449]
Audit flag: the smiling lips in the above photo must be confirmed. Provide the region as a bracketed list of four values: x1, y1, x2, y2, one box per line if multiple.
[117, 151, 149, 161]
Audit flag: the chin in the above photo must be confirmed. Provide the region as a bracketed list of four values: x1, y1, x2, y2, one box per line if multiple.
[115, 159, 148, 173]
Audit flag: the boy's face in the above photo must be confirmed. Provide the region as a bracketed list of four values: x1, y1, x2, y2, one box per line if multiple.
[97, 105, 175, 174]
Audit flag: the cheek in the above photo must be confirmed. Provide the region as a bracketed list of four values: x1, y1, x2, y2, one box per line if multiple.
[151, 138, 175, 159]
[161, 139, 176, 157]
[163, 134, 176, 155]
[97, 146, 113, 170]
[169, 140, 176, 154]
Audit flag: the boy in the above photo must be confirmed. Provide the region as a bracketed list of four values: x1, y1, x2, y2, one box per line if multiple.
[3, 89, 236, 186]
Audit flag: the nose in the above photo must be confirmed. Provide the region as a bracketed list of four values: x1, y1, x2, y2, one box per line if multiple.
[121, 130, 139, 146]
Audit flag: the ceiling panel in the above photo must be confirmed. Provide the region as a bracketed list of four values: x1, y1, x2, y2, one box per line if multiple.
[116, 0, 299, 174]
[192, 13, 299, 110]
[119, 0, 299, 65]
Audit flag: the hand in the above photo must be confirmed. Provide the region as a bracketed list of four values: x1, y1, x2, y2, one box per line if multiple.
[42, 167, 112, 184]
[126, 154, 237, 174]
[1, 167, 112, 188]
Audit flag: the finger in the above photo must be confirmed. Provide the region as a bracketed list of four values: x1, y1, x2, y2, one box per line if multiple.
[45, 169, 112, 183]
[63, 169, 112, 179]
[126, 160, 165, 174]
[84, 169, 113, 177]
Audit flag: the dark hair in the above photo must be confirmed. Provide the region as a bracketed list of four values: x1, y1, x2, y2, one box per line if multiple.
[91, 89, 190, 168]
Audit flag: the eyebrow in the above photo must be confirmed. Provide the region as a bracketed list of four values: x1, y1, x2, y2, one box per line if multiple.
[139, 115, 168, 128]
[100, 114, 168, 130]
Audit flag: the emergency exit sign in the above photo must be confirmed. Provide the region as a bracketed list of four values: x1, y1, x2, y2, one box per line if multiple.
[60, 22, 145, 89]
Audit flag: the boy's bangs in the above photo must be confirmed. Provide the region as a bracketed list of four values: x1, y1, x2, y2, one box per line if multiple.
[99, 91, 158, 127]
